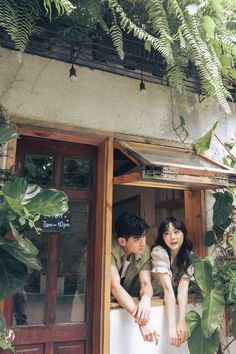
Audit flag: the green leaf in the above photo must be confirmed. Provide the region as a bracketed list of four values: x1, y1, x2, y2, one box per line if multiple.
[231, 69, 236, 80]
[0, 126, 18, 145]
[201, 284, 225, 338]
[190, 254, 214, 296]
[25, 189, 68, 216]
[213, 218, 232, 236]
[213, 191, 233, 226]
[210, 0, 223, 14]
[3, 179, 41, 214]
[194, 121, 219, 155]
[0, 238, 42, 271]
[220, 54, 232, 68]
[179, 115, 186, 126]
[186, 311, 220, 354]
[144, 40, 151, 52]
[0, 248, 28, 300]
[9, 222, 38, 256]
[204, 231, 216, 247]
[203, 16, 216, 39]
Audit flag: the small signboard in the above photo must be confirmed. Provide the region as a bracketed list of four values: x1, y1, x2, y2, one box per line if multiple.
[40, 211, 70, 232]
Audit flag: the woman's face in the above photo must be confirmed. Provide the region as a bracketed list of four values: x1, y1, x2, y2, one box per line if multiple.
[163, 222, 184, 255]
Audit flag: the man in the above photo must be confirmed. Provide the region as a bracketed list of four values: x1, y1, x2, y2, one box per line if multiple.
[111, 212, 159, 345]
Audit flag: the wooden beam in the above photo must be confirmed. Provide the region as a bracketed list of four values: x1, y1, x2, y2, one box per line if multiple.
[184, 190, 206, 257]
[93, 138, 113, 354]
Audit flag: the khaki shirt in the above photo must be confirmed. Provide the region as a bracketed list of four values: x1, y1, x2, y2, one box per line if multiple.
[111, 240, 151, 296]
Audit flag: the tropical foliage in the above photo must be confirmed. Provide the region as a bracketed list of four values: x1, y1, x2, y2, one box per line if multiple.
[185, 124, 236, 353]
[0, 1, 236, 113]
[0, 126, 69, 352]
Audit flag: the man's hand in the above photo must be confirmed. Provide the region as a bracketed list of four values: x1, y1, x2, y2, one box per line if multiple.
[133, 294, 151, 326]
[139, 322, 159, 345]
[176, 320, 190, 346]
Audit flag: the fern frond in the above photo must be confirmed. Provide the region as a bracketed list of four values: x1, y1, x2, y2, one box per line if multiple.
[146, 0, 174, 62]
[0, 0, 40, 55]
[43, 0, 75, 20]
[110, 24, 124, 60]
[107, 0, 174, 65]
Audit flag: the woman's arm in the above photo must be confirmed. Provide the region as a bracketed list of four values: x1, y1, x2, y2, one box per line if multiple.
[157, 273, 179, 347]
[176, 277, 191, 344]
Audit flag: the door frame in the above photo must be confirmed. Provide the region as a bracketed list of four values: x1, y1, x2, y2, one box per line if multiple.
[5, 126, 113, 354]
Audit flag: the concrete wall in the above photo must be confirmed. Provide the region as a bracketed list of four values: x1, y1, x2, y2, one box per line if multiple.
[110, 305, 236, 354]
[0, 47, 236, 157]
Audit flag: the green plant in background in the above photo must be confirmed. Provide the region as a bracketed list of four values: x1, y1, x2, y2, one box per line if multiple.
[184, 123, 236, 354]
[1, 1, 236, 112]
[0, 125, 69, 352]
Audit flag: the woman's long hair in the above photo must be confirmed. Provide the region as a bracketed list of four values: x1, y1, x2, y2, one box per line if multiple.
[156, 216, 193, 283]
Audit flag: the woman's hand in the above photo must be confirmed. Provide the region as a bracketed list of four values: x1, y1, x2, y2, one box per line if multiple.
[139, 322, 159, 345]
[177, 320, 190, 345]
[169, 327, 180, 347]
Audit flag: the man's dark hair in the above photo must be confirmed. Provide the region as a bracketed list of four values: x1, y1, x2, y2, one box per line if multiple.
[114, 212, 149, 240]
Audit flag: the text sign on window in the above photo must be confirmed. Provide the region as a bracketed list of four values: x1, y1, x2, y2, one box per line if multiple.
[41, 211, 70, 232]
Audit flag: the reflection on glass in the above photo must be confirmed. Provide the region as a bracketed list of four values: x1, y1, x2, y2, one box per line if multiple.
[62, 158, 91, 189]
[56, 201, 89, 323]
[23, 154, 54, 186]
[13, 231, 48, 326]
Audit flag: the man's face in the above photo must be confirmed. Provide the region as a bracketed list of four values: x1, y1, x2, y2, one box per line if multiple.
[118, 233, 146, 256]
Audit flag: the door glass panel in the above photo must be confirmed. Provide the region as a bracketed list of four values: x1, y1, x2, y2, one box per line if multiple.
[13, 232, 48, 326]
[23, 154, 54, 186]
[56, 201, 89, 323]
[62, 158, 91, 189]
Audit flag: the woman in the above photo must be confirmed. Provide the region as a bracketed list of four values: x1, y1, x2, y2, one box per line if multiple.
[151, 216, 193, 348]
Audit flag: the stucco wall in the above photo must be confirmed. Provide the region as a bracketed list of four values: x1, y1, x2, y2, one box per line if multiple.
[110, 305, 236, 354]
[0, 47, 236, 155]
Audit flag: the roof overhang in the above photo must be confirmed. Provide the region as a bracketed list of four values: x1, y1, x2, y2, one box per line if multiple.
[114, 140, 236, 190]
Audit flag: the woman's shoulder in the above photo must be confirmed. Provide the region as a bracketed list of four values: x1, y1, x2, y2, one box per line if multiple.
[151, 245, 168, 258]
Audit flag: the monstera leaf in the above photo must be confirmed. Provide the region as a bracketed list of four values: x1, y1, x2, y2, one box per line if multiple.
[191, 254, 214, 297]
[201, 284, 225, 338]
[0, 248, 28, 300]
[186, 311, 220, 354]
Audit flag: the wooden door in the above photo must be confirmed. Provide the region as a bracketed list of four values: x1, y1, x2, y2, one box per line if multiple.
[4, 137, 97, 354]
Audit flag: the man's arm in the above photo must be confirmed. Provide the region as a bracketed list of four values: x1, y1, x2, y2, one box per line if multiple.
[111, 265, 137, 315]
[134, 270, 153, 325]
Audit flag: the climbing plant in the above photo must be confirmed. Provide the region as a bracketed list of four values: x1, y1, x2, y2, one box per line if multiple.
[0, 1, 236, 112]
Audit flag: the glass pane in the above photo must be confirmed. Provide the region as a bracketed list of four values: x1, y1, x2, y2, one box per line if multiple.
[56, 201, 89, 323]
[62, 158, 91, 189]
[13, 232, 48, 326]
[23, 154, 54, 186]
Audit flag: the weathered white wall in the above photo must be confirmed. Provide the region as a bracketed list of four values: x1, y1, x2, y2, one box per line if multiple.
[110, 305, 236, 354]
[110, 304, 198, 354]
[0, 47, 236, 153]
